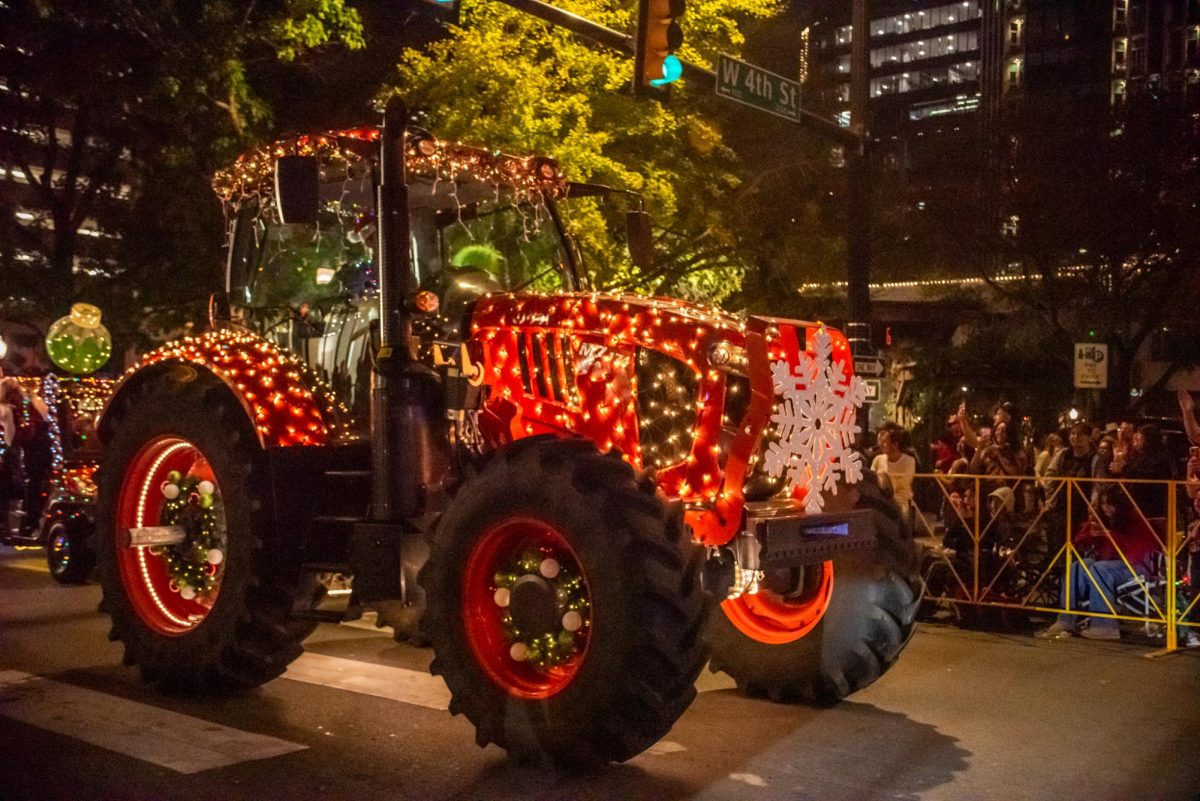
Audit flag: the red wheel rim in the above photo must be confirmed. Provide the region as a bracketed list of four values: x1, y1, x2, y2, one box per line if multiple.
[462, 517, 591, 699]
[721, 562, 834, 644]
[115, 436, 225, 636]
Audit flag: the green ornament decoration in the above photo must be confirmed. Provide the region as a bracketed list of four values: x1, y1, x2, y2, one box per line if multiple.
[45, 303, 112, 375]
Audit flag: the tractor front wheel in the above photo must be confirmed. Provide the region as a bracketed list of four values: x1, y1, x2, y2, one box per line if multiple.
[421, 436, 708, 766]
[707, 473, 921, 704]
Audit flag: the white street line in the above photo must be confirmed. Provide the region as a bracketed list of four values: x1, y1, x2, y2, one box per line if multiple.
[283, 652, 451, 710]
[3, 559, 49, 574]
[0, 670, 307, 774]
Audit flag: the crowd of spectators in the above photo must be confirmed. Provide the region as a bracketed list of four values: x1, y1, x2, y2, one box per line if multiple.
[867, 392, 1200, 645]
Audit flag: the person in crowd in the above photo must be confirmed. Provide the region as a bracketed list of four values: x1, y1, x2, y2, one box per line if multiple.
[1037, 485, 1160, 641]
[0, 377, 52, 535]
[1186, 494, 1200, 631]
[872, 423, 917, 525]
[940, 480, 976, 556]
[1093, 434, 1115, 478]
[930, 424, 959, 474]
[1108, 423, 1176, 520]
[955, 401, 1013, 450]
[1034, 433, 1063, 489]
[0, 372, 14, 516]
[969, 420, 1023, 478]
[1046, 423, 1097, 505]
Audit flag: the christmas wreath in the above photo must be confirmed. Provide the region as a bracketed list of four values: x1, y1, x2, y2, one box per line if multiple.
[153, 470, 224, 600]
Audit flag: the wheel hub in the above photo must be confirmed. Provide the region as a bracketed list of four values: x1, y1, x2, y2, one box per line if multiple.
[509, 573, 560, 636]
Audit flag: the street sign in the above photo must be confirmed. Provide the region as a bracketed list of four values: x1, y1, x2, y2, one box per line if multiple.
[1074, 343, 1108, 389]
[715, 54, 802, 123]
[863, 379, 881, 404]
[853, 356, 885, 377]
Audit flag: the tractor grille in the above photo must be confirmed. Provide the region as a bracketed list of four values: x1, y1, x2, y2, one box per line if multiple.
[636, 348, 698, 469]
[515, 331, 577, 405]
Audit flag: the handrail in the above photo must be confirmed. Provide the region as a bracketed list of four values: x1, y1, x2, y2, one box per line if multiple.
[910, 473, 1196, 653]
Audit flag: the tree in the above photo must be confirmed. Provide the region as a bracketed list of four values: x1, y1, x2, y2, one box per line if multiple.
[980, 89, 1200, 419]
[0, 0, 364, 353]
[385, 0, 780, 304]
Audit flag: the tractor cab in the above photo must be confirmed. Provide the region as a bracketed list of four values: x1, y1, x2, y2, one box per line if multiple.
[215, 129, 644, 431]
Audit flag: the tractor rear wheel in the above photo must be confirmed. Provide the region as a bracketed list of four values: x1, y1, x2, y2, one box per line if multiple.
[96, 374, 316, 691]
[421, 436, 708, 766]
[706, 473, 921, 704]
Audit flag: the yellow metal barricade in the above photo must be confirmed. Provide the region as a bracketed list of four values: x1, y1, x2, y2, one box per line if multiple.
[911, 473, 1198, 653]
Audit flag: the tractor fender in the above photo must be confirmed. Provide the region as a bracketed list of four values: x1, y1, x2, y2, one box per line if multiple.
[99, 329, 338, 449]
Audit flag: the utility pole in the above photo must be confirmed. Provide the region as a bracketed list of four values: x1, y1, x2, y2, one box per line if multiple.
[846, 0, 873, 434]
[846, 0, 871, 345]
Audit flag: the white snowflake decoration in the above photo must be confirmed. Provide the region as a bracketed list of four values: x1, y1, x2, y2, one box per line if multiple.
[763, 326, 866, 513]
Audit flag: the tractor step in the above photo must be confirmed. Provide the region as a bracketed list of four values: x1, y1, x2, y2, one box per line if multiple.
[301, 561, 354, 575]
[292, 606, 362, 623]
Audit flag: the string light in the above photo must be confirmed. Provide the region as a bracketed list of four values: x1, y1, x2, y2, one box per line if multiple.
[212, 127, 567, 208]
[468, 295, 853, 546]
[133, 329, 351, 446]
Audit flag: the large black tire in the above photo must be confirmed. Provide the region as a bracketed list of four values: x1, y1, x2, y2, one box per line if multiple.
[706, 472, 921, 704]
[421, 436, 708, 766]
[96, 372, 316, 691]
[46, 517, 95, 585]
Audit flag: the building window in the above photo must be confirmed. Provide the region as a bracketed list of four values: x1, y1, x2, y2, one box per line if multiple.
[1112, 77, 1127, 105]
[1008, 17, 1023, 47]
[869, 61, 979, 97]
[1006, 57, 1023, 89]
[867, 1, 981, 39]
[1187, 26, 1200, 63]
[1114, 0, 1127, 27]
[870, 31, 979, 67]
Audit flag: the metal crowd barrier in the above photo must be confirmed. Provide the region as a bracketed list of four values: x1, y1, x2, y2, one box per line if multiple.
[910, 473, 1199, 653]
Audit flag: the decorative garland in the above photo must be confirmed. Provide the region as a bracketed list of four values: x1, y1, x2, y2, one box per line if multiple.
[492, 548, 590, 670]
[153, 471, 224, 599]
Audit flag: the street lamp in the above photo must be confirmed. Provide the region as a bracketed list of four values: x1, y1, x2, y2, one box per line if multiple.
[1068, 407, 1080, 421]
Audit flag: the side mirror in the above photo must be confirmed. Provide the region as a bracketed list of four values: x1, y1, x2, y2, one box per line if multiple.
[626, 210, 654, 271]
[274, 155, 320, 225]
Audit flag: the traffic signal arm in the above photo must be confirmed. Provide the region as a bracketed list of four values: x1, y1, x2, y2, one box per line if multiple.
[489, 0, 860, 145]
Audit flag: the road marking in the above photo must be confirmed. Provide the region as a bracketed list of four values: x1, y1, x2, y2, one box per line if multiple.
[283, 652, 452, 710]
[0, 670, 307, 773]
[3, 559, 49, 574]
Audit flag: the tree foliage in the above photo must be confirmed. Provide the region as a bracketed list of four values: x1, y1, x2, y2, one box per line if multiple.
[0, 0, 364, 353]
[982, 90, 1200, 418]
[385, 0, 779, 302]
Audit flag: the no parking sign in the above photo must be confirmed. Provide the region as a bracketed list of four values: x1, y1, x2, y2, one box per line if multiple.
[1074, 343, 1108, 389]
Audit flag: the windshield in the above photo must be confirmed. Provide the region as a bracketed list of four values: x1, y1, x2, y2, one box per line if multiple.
[233, 177, 578, 314]
[432, 197, 571, 295]
[554, 189, 640, 294]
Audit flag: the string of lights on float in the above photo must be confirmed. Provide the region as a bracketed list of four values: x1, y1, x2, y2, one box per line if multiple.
[134, 329, 351, 447]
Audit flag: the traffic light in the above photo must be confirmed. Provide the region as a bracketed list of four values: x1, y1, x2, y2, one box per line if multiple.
[633, 0, 684, 94]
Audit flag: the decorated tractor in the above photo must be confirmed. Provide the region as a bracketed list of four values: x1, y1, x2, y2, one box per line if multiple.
[94, 99, 919, 766]
[1, 374, 112, 583]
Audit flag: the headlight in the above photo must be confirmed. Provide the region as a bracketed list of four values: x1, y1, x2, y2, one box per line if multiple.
[636, 349, 697, 469]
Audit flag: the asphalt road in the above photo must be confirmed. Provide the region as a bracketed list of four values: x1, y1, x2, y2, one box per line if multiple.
[2, 544, 1198, 801]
